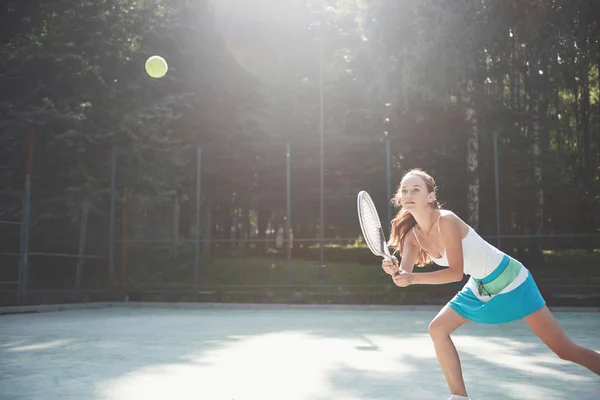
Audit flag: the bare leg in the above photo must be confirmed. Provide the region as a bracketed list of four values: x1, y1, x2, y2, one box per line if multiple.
[524, 306, 600, 375]
[429, 305, 470, 397]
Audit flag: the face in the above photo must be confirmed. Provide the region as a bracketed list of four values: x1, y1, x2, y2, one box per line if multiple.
[398, 174, 436, 212]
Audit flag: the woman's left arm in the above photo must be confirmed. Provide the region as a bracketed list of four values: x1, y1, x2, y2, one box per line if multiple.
[396, 214, 465, 286]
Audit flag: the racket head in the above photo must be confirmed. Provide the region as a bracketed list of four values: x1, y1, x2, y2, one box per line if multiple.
[357, 190, 393, 261]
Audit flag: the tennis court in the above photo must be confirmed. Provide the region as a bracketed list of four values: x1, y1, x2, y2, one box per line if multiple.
[1, 303, 598, 400]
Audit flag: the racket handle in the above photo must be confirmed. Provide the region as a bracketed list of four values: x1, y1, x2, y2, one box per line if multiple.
[393, 271, 400, 276]
[385, 255, 398, 265]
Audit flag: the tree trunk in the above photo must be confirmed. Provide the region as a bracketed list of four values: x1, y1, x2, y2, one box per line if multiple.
[510, 26, 520, 111]
[256, 176, 270, 254]
[464, 78, 480, 231]
[579, 32, 595, 250]
[243, 200, 251, 248]
[530, 45, 547, 243]
[532, 96, 543, 229]
[573, 82, 580, 152]
[597, 36, 600, 163]
[581, 47, 591, 179]
[230, 191, 238, 250]
[202, 197, 212, 259]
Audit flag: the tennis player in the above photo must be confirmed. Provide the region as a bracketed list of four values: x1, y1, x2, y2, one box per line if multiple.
[381, 168, 600, 400]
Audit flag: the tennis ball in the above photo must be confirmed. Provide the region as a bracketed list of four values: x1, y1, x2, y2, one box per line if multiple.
[145, 55, 168, 78]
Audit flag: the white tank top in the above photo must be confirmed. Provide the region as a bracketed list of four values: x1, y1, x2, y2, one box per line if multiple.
[413, 215, 505, 280]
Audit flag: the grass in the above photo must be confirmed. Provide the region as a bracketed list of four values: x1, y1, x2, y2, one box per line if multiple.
[542, 248, 600, 255]
[127, 256, 403, 290]
[112, 245, 600, 305]
[122, 245, 600, 291]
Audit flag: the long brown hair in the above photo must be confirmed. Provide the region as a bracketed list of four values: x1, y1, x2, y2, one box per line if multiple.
[388, 169, 440, 266]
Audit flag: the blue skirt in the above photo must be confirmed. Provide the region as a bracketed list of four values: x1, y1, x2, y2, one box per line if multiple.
[448, 255, 546, 324]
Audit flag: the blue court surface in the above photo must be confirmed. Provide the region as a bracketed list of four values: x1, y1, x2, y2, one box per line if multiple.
[1, 303, 598, 400]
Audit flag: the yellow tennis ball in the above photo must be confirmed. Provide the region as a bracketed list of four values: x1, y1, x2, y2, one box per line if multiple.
[145, 55, 168, 78]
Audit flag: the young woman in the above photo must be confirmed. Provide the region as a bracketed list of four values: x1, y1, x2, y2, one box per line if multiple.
[381, 168, 600, 400]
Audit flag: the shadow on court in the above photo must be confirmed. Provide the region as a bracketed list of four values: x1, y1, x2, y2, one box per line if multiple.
[0, 307, 598, 400]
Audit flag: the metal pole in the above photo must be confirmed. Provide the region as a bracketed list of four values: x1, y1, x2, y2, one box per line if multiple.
[18, 203, 25, 303]
[493, 131, 501, 249]
[120, 189, 129, 300]
[319, 36, 325, 279]
[19, 130, 34, 304]
[21, 173, 31, 302]
[195, 147, 202, 296]
[108, 147, 117, 285]
[286, 143, 292, 287]
[385, 135, 392, 235]
[75, 200, 90, 290]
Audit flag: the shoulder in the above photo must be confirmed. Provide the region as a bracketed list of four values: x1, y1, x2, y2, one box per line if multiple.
[439, 210, 460, 224]
[438, 210, 467, 236]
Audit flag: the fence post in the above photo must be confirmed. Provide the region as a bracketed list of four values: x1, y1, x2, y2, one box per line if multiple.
[385, 135, 392, 235]
[18, 130, 34, 305]
[75, 200, 90, 291]
[121, 188, 129, 301]
[493, 131, 501, 249]
[195, 147, 202, 299]
[286, 143, 293, 287]
[108, 147, 117, 288]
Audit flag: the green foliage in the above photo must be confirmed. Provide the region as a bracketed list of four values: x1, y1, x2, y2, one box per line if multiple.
[121, 246, 599, 289]
[1, 0, 599, 269]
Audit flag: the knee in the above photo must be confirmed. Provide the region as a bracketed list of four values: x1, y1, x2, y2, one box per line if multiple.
[428, 306, 466, 341]
[428, 318, 450, 340]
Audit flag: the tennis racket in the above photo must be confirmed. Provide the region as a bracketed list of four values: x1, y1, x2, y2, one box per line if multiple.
[357, 190, 400, 276]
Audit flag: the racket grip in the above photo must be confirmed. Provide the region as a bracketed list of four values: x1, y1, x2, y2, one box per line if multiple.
[393, 271, 400, 276]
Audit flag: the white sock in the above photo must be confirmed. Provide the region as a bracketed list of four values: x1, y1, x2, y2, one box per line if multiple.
[450, 395, 470, 400]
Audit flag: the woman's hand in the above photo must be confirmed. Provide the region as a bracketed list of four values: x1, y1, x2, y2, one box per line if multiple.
[392, 271, 413, 287]
[381, 256, 399, 275]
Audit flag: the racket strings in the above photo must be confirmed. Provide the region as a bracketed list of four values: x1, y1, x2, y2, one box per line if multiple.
[359, 199, 386, 254]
